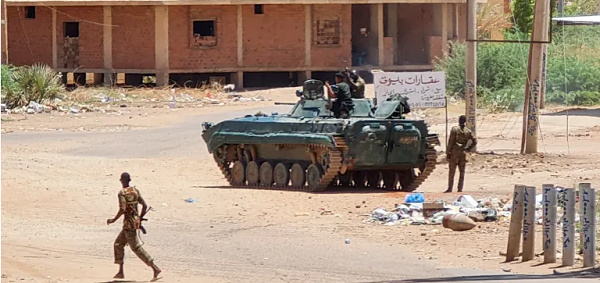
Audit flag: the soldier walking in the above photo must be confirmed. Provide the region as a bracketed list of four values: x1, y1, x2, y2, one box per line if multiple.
[107, 172, 161, 281]
[445, 115, 477, 193]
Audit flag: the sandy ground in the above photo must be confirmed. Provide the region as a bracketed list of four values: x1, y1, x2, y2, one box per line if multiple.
[2, 86, 600, 283]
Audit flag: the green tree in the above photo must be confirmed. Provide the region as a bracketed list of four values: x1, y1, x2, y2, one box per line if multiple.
[511, 0, 534, 34]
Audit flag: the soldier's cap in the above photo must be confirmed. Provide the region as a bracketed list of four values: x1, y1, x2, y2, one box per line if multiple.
[335, 72, 345, 79]
[120, 172, 131, 182]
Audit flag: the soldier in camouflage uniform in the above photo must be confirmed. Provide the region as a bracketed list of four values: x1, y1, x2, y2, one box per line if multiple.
[445, 115, 477, 193]
[107, 172, 161, 281]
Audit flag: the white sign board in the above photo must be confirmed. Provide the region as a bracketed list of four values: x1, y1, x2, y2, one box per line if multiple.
[373, 71, 447, 108]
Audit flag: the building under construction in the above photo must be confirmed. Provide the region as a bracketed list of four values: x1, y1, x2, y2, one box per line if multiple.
[2, 0, 473, 87]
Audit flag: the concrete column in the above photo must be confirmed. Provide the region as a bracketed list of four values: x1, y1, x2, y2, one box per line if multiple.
[103, 6, 113, 86]
[304, 4, 312, 83]
[52, 7, 57, 69]
[369, 4, 383, 66]
[236, 5, 243, 89]
[237, 5, 243, 67]
[1, 0, 7, 64]
[442, 4, 449, 57]
[154, 6, 169, 86]
[377, 3, 384, 66]
[386, 4, 398, 65]
[232, 71, 244, 89]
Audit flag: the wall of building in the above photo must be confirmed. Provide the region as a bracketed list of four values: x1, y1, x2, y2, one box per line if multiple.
[311, 4, 352, 67]
[56, 6, 104, 69]
[6, 3, 443, 80]
[242, 4, 305, 68]
[169, 5, 238, 70]
[7, 6, 52, 66]
[111, 6, 155, 69]
[396, 4, 433, 65]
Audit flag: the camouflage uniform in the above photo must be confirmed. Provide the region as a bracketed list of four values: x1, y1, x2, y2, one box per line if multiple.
[351, 77, 366, 98]
[114, 186, 154, 266]
[447, 125, 477, 192]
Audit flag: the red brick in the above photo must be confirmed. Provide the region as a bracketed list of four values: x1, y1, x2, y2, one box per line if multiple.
[311, 4, 352, 68]
[169, 5, 237, 70]
[112, 6, 155, 69]
[242, 4, 305, 68]
[56, 6, 103, 69]
[7, 6, 52, 66]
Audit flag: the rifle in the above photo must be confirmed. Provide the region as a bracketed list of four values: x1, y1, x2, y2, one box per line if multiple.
[139, 206, 154, 234]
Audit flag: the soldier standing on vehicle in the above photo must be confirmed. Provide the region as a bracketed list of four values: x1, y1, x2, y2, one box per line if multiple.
[445, 115, 477, 193]
[325, 73, 354, 118]
[107, 172, 162, 281]
[345, 70, 365, 98]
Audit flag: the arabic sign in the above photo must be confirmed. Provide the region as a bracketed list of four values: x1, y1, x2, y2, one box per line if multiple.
[374, 71, 447, 108]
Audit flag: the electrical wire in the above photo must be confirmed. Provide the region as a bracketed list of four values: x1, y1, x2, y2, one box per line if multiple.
[16, 7, 34, 60]
[37, 3, 117, 27]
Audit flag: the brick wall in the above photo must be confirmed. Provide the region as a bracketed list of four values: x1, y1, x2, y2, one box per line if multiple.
[7, 6, 52, 66]
[56, 6, 103, 69]
[112, 6, 155, 69]
[169, 5, 237, 70]
[243, 4, 305, 68]
[311, 4, 352, 67]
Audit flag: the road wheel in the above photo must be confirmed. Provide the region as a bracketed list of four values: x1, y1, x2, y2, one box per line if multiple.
[338, 171, 352, 187]
[259, 162, 273, 186]
[246, 161, 259, 186]
[231, 161, 246, 186]
[367, 171, 380, 188]
[382, 171, 398, 190]
[290, 163, 305, 189]
[353, 171, 366, 187]
[274, 163, 290, 187]
[306, 164, 322, 192]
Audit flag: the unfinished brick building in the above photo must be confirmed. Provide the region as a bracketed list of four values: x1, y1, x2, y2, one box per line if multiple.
[3, 0, 468, 88]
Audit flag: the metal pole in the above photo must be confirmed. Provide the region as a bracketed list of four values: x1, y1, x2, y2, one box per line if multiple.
[466, 0, 477, 151]
[562, 188, 576, 266]
[506, 185, 525, 261]
[543, 184, 557, 263]
[558, 0, 564, 17]
[579, 183, 596, 268]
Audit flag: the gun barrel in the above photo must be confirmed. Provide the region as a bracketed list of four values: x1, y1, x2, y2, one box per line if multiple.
[274, 102, 296, 105]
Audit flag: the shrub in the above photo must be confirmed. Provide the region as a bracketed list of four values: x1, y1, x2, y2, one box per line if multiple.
[1, 64, 64, 108]
[435, 25, 600, 112]
[1, 65, 18, 101]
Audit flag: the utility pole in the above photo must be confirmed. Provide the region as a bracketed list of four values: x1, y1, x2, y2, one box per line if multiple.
[465, 0, 477, 151]
[558, 0, 564, 16]
[521, 0, 550, 154]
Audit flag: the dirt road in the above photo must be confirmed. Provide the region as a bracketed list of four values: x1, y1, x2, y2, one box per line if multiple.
[2, 88, 600, 282]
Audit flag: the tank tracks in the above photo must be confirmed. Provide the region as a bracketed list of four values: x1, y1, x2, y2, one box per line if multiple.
[212, 135, 438, 192]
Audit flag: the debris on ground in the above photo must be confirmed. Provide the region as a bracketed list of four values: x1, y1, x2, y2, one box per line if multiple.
[364, 194, 505, 227]
[442, 213, 477, 231]
[184, 198, 197, 203]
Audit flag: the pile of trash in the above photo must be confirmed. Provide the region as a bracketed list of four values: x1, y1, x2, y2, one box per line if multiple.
[365, 193, 503, 230]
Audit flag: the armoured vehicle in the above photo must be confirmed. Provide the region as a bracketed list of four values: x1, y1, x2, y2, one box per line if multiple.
[201, 79, 440, 192]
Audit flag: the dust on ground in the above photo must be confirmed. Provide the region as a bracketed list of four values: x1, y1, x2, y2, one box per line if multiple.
[2, 85, 600, 282]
